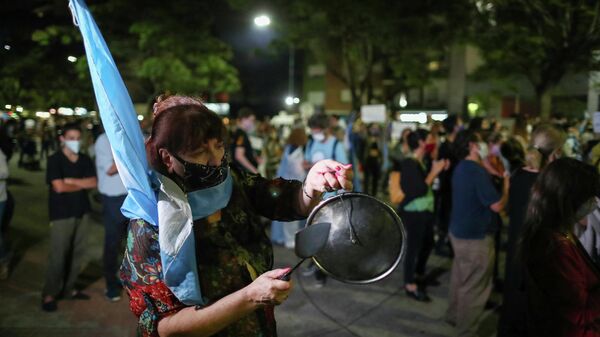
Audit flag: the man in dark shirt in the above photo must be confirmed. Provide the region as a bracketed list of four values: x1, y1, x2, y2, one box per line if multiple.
[42, 122, 97, 312]
[436, 115, 462, 256]
[446, 129, 509, 336]
[231, 108, 259, 173]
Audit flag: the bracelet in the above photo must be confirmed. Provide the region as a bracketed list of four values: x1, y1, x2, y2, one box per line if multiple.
[302, 180, 314, 200]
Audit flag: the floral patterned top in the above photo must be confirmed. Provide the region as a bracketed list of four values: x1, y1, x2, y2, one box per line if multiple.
[119, 166, 304, 337]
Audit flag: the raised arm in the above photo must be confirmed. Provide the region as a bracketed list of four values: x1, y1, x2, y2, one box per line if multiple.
[70, 0, 157, 225]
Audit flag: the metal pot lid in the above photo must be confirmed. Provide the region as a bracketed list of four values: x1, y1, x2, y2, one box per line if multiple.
[306, 192, 406, 284]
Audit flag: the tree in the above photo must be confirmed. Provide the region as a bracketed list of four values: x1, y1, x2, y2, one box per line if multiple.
[274, 0, 385, 111]
[0, 0, 241, 110]
[119, 0, 241, 101]
[379, 1, 472, 108]
[472, 0, 600, 118]
[0, 0, 94, 109]
[231, 0, 470, 111]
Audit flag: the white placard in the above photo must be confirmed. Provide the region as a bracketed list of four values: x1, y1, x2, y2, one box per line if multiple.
[360, 104, 387, 123]
[391, 121, 417, 140]
[594, 112, 600, 133]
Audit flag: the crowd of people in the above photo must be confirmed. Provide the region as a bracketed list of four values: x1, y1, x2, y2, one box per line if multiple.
[0, 102, 599, 336]
[225, 108, 600, 336]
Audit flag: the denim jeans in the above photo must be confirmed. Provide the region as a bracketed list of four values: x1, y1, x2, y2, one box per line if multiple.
[101, 194, 128, 293]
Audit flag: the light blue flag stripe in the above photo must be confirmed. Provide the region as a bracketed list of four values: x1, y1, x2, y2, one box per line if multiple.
[69, 0, 158, 226]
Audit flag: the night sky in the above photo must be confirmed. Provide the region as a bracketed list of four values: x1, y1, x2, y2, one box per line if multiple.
[211, 2, 293, 118]
[1, 1, 295, 118]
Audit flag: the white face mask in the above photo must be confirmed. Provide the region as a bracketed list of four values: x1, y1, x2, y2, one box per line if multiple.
[478, 142, 489, 159]
[312, 132, 326, 142]
[65, 140, 80, 154]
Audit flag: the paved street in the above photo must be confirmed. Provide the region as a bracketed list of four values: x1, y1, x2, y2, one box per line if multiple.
[0, 159, 501, 337]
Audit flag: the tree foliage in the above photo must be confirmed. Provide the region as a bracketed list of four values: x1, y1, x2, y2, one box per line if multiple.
[0, 0, 240, 110]
[472, 0, 600, 117]
[231, 0, 470, 110]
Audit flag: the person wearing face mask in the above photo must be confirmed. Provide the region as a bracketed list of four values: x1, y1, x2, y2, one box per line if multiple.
[118, 95, 352, 337]
[445, 130, 509, 336]
[483, 132, 505, 178]
[389, 129, 448, 302]
[498, 123, 565, 337]
[363, 123, 383, 196]
[304, 113, 348, 170]
[481, 132, 506, 293]
[302, 113, 349, 287]
[42, 122, 98, 312]
[231, 107, 260, 174]
[519, 158, 600, 337]
[94, 127, 129, 302]
[436, 115, 463, 257]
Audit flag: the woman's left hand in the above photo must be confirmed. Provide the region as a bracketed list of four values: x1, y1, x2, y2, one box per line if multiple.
[305, 160, 353, 194]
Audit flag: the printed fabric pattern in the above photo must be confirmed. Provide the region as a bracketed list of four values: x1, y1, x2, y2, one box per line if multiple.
[120, 167, 303, 337]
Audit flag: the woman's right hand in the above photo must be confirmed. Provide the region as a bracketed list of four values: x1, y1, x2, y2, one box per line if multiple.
[245, 268, 293, 307]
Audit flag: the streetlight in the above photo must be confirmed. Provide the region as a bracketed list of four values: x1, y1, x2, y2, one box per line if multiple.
[399, 93, 407, 108]
[285, 96, 300, 106]
[254, 15, 298, 109]
[253, 15, 271, 28]
[67, 55, 77, 63]
[3, 45, 10, 51]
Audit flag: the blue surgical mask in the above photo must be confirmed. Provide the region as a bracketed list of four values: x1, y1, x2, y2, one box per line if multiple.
[186, 170, 233, 220]
[65, 140, 80, 154]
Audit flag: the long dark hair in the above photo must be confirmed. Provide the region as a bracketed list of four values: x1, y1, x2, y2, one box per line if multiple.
[519, 158, 599, 263]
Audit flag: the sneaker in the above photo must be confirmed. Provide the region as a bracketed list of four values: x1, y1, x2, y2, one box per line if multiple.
[69, 291, 91, 300]
[105, 289, 122, 302]
[41, 299, 57, 312]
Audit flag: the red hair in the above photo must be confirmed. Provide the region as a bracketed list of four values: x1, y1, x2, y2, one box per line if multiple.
[146, 95, 227, 176]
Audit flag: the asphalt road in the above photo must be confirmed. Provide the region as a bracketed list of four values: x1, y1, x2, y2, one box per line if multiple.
[0, 157, 501, 337]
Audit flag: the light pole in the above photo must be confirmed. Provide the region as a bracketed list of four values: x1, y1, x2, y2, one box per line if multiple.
[253, 14, 299, 109]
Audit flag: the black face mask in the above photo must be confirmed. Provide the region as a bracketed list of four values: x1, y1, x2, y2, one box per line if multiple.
[171, 152, 229, 192]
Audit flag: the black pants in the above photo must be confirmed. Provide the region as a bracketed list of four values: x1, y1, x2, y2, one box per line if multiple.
[363, 163, 380, 196]
[402, 211, 435, 285]
[101, 194, 128, 292]
[492, 213, 503, 283]
[497, 248, 527, 337]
